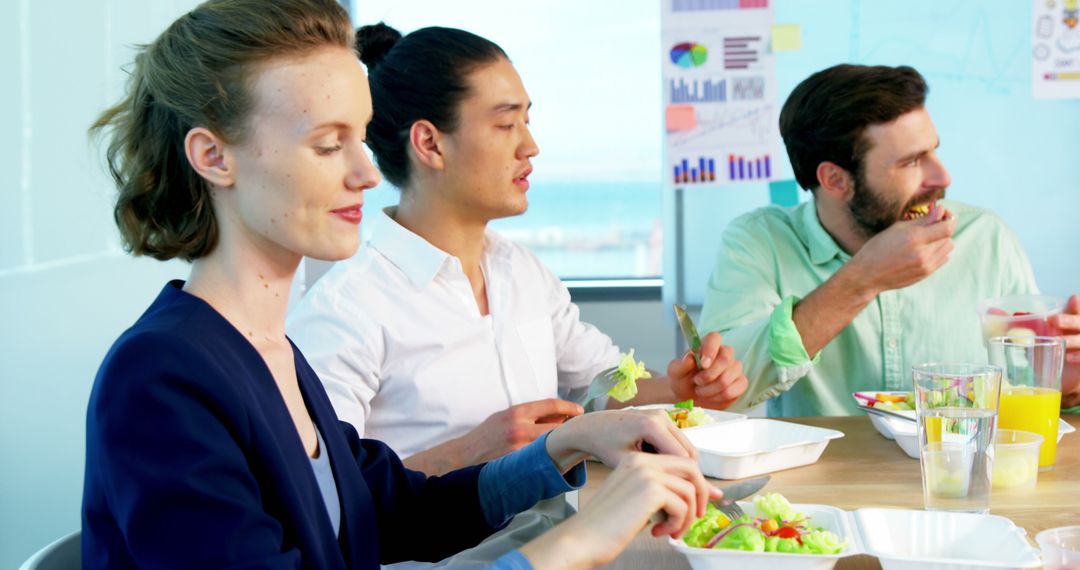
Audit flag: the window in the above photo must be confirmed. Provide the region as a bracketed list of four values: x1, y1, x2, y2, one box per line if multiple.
[355, 0, 663, 279]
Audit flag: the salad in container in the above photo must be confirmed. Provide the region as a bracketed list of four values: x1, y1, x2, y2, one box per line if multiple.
[682, 493, 845, 554]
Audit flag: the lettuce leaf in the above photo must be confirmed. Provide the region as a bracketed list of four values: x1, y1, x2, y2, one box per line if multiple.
[753, 493, 803, 524]
[713, 523, 766, 551]
[801, 529, 845, 554]
[685, 407, 714, 427]
[607, 349, 652, 402]
[682, 504, 729, 548]
[765, 536, 807, 553]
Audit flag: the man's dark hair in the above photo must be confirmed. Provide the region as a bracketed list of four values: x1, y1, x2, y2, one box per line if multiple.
[779, 64, 928, 191]
[357, 23, 508, 189]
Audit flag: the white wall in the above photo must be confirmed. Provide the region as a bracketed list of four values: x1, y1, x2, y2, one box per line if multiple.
[0, 1, 197, 566]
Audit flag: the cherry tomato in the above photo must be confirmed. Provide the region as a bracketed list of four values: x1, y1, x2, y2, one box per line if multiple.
[774, 526, 801, 540]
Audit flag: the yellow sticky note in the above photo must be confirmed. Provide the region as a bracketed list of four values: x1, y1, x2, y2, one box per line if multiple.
[665, 104, 696, 132]
[771, 24, 802, 53]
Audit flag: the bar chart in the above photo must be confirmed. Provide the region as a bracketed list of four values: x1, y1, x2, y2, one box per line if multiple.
[723, 36, 762, 70]
[672, 156, 719, 184]
[672, 0, 768, 11]
[669, 78, 727, 104]
[727, 153, 771, 181]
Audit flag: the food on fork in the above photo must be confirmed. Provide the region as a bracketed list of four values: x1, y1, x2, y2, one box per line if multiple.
[607, 349, 652, 402]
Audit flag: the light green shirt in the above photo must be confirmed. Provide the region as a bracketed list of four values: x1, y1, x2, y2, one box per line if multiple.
[700, 199, 1038, 417]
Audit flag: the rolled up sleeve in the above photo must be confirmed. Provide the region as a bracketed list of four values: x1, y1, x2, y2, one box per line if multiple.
[477, 433, 586, 529]
[768, 295, 819, 383]
[699, 214, 819, 410]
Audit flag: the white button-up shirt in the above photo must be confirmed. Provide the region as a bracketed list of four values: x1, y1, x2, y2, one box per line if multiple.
[287, 207, 621, 459]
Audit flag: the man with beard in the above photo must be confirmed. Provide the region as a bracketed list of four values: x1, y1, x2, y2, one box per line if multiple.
[698, 64, 1080, 416]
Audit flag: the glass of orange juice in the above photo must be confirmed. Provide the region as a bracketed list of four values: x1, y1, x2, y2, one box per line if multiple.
[987, 336, 1065, 471]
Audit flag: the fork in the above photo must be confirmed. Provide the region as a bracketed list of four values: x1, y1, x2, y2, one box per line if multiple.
[714, 498, 746, 522]
[581, 366, 621, 408]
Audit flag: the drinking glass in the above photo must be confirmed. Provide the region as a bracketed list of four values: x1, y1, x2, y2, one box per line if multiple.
[987, 335, 1065, 471]
[912, 363, 1002, 514]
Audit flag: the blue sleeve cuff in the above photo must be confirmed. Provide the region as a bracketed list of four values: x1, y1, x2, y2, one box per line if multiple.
[477, 432, 587, 528]
[488, 550, 533, 570]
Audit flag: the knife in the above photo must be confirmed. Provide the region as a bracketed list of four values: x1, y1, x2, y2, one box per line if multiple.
[648, 474, 770, 524]
[674, 304, 703, 368]
[712, 474, 770, 507]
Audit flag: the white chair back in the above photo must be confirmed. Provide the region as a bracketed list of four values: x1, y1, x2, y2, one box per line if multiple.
[19, 530, 80, 570]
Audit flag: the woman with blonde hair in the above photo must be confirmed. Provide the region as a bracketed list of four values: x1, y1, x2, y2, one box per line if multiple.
[82, 1, 718, 568]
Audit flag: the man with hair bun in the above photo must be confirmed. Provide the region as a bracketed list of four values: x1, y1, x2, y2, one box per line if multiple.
[289, 21, 750, 570]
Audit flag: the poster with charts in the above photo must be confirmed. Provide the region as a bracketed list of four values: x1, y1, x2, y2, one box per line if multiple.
[662, 0, 776, 186]
[1033, 0, 1080, 99]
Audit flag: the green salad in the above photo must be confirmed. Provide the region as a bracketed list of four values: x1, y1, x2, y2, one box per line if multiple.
[683, 492, 846, 555]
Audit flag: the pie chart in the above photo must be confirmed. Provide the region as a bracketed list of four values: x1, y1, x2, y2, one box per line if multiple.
[670, 42, 708, 68]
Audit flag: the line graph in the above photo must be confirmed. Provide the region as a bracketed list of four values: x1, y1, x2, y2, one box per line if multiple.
[848, 0, 1027, 94]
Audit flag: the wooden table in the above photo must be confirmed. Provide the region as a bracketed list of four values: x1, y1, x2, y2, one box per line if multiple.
[580, 415, 1080, 569]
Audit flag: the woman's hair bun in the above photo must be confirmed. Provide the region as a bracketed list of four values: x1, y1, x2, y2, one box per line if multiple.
[356, 22, 402, 70]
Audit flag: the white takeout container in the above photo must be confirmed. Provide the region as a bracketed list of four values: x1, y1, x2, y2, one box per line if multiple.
[853, 391, 1076, 459]
[627, 403, 745, 429]
[851, 391, 915, 440]
[890, 418, 1071, 461]
[672, 503, 1042, 570]
[682, 419, 843, 479]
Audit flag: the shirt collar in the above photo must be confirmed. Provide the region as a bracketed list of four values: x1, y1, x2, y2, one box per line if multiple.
[797, 199, 846, 265]
[367, 207, 452, 289]
[367, 207, 512, 288]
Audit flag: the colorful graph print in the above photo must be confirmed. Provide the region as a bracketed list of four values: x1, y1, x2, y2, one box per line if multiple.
[669, 78, 726, 103]
[728, 153, 771, 180]
[673, 0, 768, 11]
[669, 105, 773, 149]
[724, 36, 762, 69]
[670, 42, 708, 68]
[673, 156, 719, 184]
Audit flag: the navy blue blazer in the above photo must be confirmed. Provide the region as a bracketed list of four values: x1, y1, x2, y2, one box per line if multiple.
[83, 281, 499, 569]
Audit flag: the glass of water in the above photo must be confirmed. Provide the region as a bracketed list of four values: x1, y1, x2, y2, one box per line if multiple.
[912, 363, 1003, 514]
